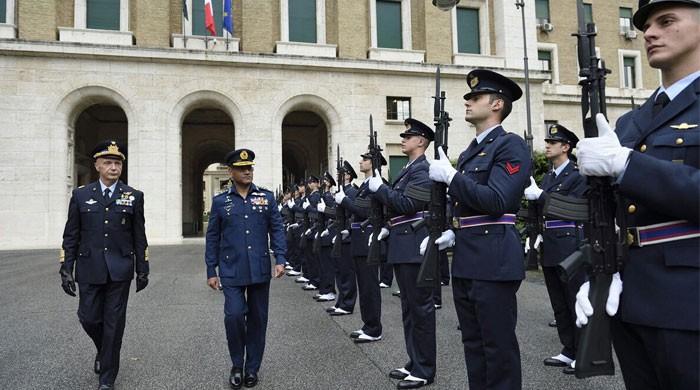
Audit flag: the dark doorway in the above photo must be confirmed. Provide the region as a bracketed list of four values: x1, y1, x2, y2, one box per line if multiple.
[282, 111, 328, 187]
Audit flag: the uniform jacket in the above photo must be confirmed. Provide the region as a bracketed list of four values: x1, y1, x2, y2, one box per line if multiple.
[374, 154, 431, 264]
[448, 126, 531, 281]
[205, 184, 287, 286]
[343, 180, 374, 258]
[614, 77, 700, 331]
[339, 183, 359, 245]
[536, 161, 587, 267]
[319, 190, 337, 247]
[62, 180, 148, 284]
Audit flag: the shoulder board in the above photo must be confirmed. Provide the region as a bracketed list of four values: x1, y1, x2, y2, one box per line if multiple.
[214, 191, 228, 198]
[78, 185, 85, 189]
[256, 186, 272, 193]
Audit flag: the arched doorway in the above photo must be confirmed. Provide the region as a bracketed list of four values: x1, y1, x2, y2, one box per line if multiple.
[181, 108, 235, 236]
[73, 104, 128, 187]
[282, 111, 328, 186]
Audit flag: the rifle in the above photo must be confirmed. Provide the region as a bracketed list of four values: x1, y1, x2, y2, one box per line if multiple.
[298, 187, 311, 250]
[312, 174, 326, 255]
[365, 115, 386, 265]
[332, 145, 346, 258]
[544, 0, 625, 378]
[518, 147, 543, 271]
[416, 65, 451, 288]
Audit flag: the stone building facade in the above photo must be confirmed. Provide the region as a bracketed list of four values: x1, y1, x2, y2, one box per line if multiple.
[0, 0, 654, 249]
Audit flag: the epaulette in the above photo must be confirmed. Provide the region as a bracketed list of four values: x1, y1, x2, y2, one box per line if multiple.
[256, 186, 272, 193]
[214, 191, 228, 198]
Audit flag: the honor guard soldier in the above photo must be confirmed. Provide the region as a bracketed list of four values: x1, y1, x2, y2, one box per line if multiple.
[575, 1, 700, 388]
[523, 124, 587, 373]
[328, 161, 360, 316]
[315, 171, 338, 302]
[298, 175, 322, 291]
[60, 140, 149, 390]
[286, 180, 306, 279]
[367, 118, 435, 389]
[335, 153, 387, 342]
[204, 148, 287, 389]
[428, 69, 531, 390]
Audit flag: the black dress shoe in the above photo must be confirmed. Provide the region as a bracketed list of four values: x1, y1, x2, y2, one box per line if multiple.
[94, 354, 101, 374]
[548, 319, 557, 327]
[563, 365, 576, 375]
[392, 291, 401, 297]
[389, 369, 409, 380]
[543, 357, 570, 367]
[349, 330, 363, 339]
[325, 306, 337, 313]
[397, 378, 433, 389]
[230, 367, 243, 389]
[244, 372, 258, 387]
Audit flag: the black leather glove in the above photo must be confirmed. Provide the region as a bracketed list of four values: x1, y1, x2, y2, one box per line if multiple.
[59, 263, 76, 297]
[136, 273, 149, 292]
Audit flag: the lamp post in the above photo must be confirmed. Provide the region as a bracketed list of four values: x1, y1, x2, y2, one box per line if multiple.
[515, 0, 534, 154]
[432, 0, 460, 12]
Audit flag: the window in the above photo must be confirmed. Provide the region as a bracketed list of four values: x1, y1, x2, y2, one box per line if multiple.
[289, 0, 316, 43]
[538, 50, 551, 71]
[87, 0, 119, 30]
[619, 7, 633, 32]
[386, 97, 411, 121]
[456, 8, 480, 54]
[583, 3, 593, 25]
[535, 0, 550, 23]
[377, 0, 402, 49]
[0, 0, 5, 24]
[193, 0, 223, 36]
[623, 56, 636, 88]
[389, 156, 409, 183]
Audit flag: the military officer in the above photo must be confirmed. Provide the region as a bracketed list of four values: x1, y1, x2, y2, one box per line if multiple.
[575, 1, 700, 388]
[315, 172, 338, 302]
[368, 118, 435, 389]
[328, 161, 360, 316]
[336, 153, 386, 343]
[205, 148, 287, 389]
[60, 140, 148, 390]
[428, 69, 531, 390]
[523, 124, 587, 373]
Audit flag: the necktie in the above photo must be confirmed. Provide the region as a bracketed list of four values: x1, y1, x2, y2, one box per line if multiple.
[652, 92, 670, 117]
[103, 188, 111, 201]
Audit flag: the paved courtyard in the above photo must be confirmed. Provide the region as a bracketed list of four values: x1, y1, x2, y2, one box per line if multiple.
[0, 244, 625, 389]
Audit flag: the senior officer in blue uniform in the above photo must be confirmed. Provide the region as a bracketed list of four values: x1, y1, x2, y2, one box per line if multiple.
[60, 140, 149, 390]
[429, 69, 531, 390]
[575, 1, 700, 388]
[368, 118, 435, 389]
[336, 152, 387, 342]
[523, 124, 587, 374]
[205, 148, 287, 389]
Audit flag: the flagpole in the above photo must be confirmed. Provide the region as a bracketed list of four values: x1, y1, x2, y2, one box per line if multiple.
[182, 3, 187, 49]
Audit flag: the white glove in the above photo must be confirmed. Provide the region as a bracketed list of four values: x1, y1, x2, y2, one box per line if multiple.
[287, 223, 299, 232]
[524, 236, 531, 254]
[367, 227, 390, 247]
[334, 186, 346, 204]
[341, 230, 350, 240]
[534, 234, 543, 250]
[419, 230, 456, 255]
[314, 232, 319, 239]
[277, 204, 283, 212]
[317, 198, 326, 213]
[302, 199, 310, 209]
[304, 228, 312, 236]
[320, 229, 329, 237]
[577, 113, 632, 177]
[367, 169, 384, 193]
[524, 176, 543, 200]
[575, 272, 623, 327]
[287, 199, 295, 208]
[332, 236, 336, 244]
[428, 147, 457, 185]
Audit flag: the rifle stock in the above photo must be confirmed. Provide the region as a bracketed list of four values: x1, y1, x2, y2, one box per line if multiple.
[366, 114, 387, 265]
[332, 145, 345, 258]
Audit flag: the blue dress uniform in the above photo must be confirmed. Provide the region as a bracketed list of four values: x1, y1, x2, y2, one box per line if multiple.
[60, 140, 148, 389]
[301, 182, 322, 289]
[447, 70, 531, 390]
[331, 163, 360, 313]
[290, 193, 306, 274]
[536, 125, 588, 366]
[607, 67, 700, 388]
[373, 119, 435, 384]
[204, 149, 287, 380]
[317, 172, 338, 297]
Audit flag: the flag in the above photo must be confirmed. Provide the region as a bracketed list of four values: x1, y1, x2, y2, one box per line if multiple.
[182, 0, 188, 21]
[204, 0, 216, 36]
[223, 0, 233, 36]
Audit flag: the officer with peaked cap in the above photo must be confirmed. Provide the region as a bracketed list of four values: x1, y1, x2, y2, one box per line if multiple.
[60, 140, 149, 390]
[315, 171, 338, 302]
[367, 117, 436, 389]
[205, 148, 287, 389]
[428, 69, 532, 389]
[523, 124, 587, 374]
[575, 1, 700, 388]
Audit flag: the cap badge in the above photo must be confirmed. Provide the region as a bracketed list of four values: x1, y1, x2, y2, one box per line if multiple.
[240, 150, 249, 160]
[107, 143, 120, 154]
[470, 76, 479, 88]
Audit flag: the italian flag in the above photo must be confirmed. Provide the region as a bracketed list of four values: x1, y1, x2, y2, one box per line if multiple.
[204, 0, 216, 36]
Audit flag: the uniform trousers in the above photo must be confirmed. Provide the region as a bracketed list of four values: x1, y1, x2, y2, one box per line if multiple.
[78, 280, 131, 386]
[353, 256, 382, 337]
[542, 265, 584, 359]
[453, 277, 521, 390]
[318, 246, 337, 295]
[380, 263, 394, 286]
[395, 263, 436, 381]
[334, 243, 357, 311]
[222, 281, 270, 374]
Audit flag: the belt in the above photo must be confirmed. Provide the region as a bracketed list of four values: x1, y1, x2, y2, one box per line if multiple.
[627, 220, 700, 247]
[544, 220, 577, 229]
[351, 222, 372, 229]
[387, 212, 427, 228]
[453, 214, 516, 229]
